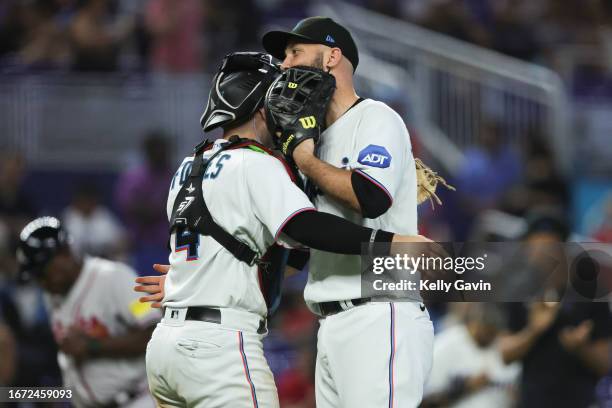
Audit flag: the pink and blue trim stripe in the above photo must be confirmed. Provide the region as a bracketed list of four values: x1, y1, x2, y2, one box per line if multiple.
[238, 331, 259, 408]
[388, 303, 396, 408]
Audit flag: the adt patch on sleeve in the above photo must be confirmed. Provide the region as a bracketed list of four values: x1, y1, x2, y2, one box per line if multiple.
[357, 145, 392, 168]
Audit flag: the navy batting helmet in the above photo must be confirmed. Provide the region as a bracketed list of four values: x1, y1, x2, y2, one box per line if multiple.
[200, 52, 281, 132]
[17, 216, 70, 282]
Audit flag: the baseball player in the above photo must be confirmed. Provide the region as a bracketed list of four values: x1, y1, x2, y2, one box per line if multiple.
[262, 17, 435, 407]
[16, 216, 160, 408]
[141, 52, 439, 408]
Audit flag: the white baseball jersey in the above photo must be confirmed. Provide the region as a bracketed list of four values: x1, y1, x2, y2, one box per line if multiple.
[163, 138, 315, 317]
[45, 257, 160, 407]
[425, 325, 520, 408]
[304, 99, 418, 305]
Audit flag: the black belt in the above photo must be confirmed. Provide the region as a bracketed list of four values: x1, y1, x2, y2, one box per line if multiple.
[186, 306, 222, 323]
[165, 306, 267, 334]
[316, 298, 371, 317]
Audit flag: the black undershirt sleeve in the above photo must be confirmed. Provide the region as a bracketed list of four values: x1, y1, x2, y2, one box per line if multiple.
[286, 249, 310, 270]
[281, 210, 394, 255]
[351, 171, 392, 219]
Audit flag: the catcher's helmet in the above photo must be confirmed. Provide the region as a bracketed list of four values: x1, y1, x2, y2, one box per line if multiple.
[200, 52, 281, 132]
[17, 216, 70, 282]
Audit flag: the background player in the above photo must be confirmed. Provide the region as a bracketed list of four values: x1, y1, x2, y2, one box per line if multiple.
[262, 17, 434, 407]
[17, 216, 159, 408]
[145, 52, 440, 408]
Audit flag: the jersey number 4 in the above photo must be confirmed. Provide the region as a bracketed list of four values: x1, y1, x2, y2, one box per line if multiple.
[172, 153, 231, 261]
[175, 229, 200, 261]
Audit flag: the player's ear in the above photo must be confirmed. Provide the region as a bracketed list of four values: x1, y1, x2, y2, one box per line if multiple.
[326, 48, 342, 71]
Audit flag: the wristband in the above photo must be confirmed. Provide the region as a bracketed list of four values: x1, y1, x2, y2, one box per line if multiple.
[368, 229, 378, 255]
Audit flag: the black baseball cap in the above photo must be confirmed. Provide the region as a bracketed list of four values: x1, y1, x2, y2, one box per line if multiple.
[262, 16, 359, 71]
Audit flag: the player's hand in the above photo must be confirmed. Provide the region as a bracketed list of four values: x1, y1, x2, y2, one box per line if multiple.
[527, 302, 559, 335]
[391, 234, 449, 259]
[134, 264, 169, 308]
[559, 319, 593, 352]
[58, 328, 91, 362]
[390, 235, 451, 291]
[152, 263, 170, 274]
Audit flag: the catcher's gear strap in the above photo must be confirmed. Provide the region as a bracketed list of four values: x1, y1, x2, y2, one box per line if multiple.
[281, 210, 394, 255]
[169, 137, 294, 267]
[351, 170, 392, 219]
[287, 249, 310, 270]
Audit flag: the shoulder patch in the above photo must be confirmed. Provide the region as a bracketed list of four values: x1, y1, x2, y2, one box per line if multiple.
[357, 145, 392, 168]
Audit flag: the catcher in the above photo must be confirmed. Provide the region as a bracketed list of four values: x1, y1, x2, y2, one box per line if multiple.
[141, 52, 443, 408]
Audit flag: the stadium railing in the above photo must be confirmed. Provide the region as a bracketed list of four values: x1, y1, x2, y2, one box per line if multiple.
[313, 1, 570, 175]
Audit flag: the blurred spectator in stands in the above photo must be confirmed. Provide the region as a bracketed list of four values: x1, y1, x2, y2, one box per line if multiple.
[0, 1, 23, 59]
[499, 131, 569, 217]
[422, 304, 519, 408]
[62, 182, 127, 259]
[456, 121, 521, 208]
[499, 210, 612, 408]
[14, 1, 70, 70]
[53, 0, 79, 29]
[488, 0, 541, 62]
[454, 121, 521, 237]
[115, 130, 172, 275]
[0, 152, 36, 254]
[523, 133, 568, 207]
[591, 195, 612, 243]
[272, 291, 317, 407]
[597, 372, 612, 407]
[0, 319, 16, 386]
[419, 0, 489, 47]
[277, 340, 316, 408]
[0, 221, 12, 282]
[145, 0, 205, 73]
[362, 0, 400, 18]
[0, 280, 62, 387]
[257, 0, 309, 24]
[70, 0, 133, 72]
[279, 290, 317, 343]
[203, 0, 262, 67]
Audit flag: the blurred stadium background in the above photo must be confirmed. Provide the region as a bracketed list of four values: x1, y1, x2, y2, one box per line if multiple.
[0, 0, 611, 406]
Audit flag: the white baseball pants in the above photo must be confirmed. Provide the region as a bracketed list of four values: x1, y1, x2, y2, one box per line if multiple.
[315, 302, 434, 408]
[145, 307, 278, 408]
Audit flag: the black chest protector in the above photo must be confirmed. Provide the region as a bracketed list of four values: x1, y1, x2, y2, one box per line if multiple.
[169, 136, 297, 315]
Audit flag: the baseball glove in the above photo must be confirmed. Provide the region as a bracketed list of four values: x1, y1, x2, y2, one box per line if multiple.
[415, 158, 456, 208]
[265, 66, 336, 160]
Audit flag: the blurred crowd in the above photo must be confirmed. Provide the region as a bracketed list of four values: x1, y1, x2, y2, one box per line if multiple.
[2, 0, 612, 94]
[1, 1, 612, 407]
[0, 0, 265, 73]
[368, 0, 612, 99]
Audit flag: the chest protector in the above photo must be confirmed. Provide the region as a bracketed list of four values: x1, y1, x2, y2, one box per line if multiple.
[169, 136, 298, 315]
